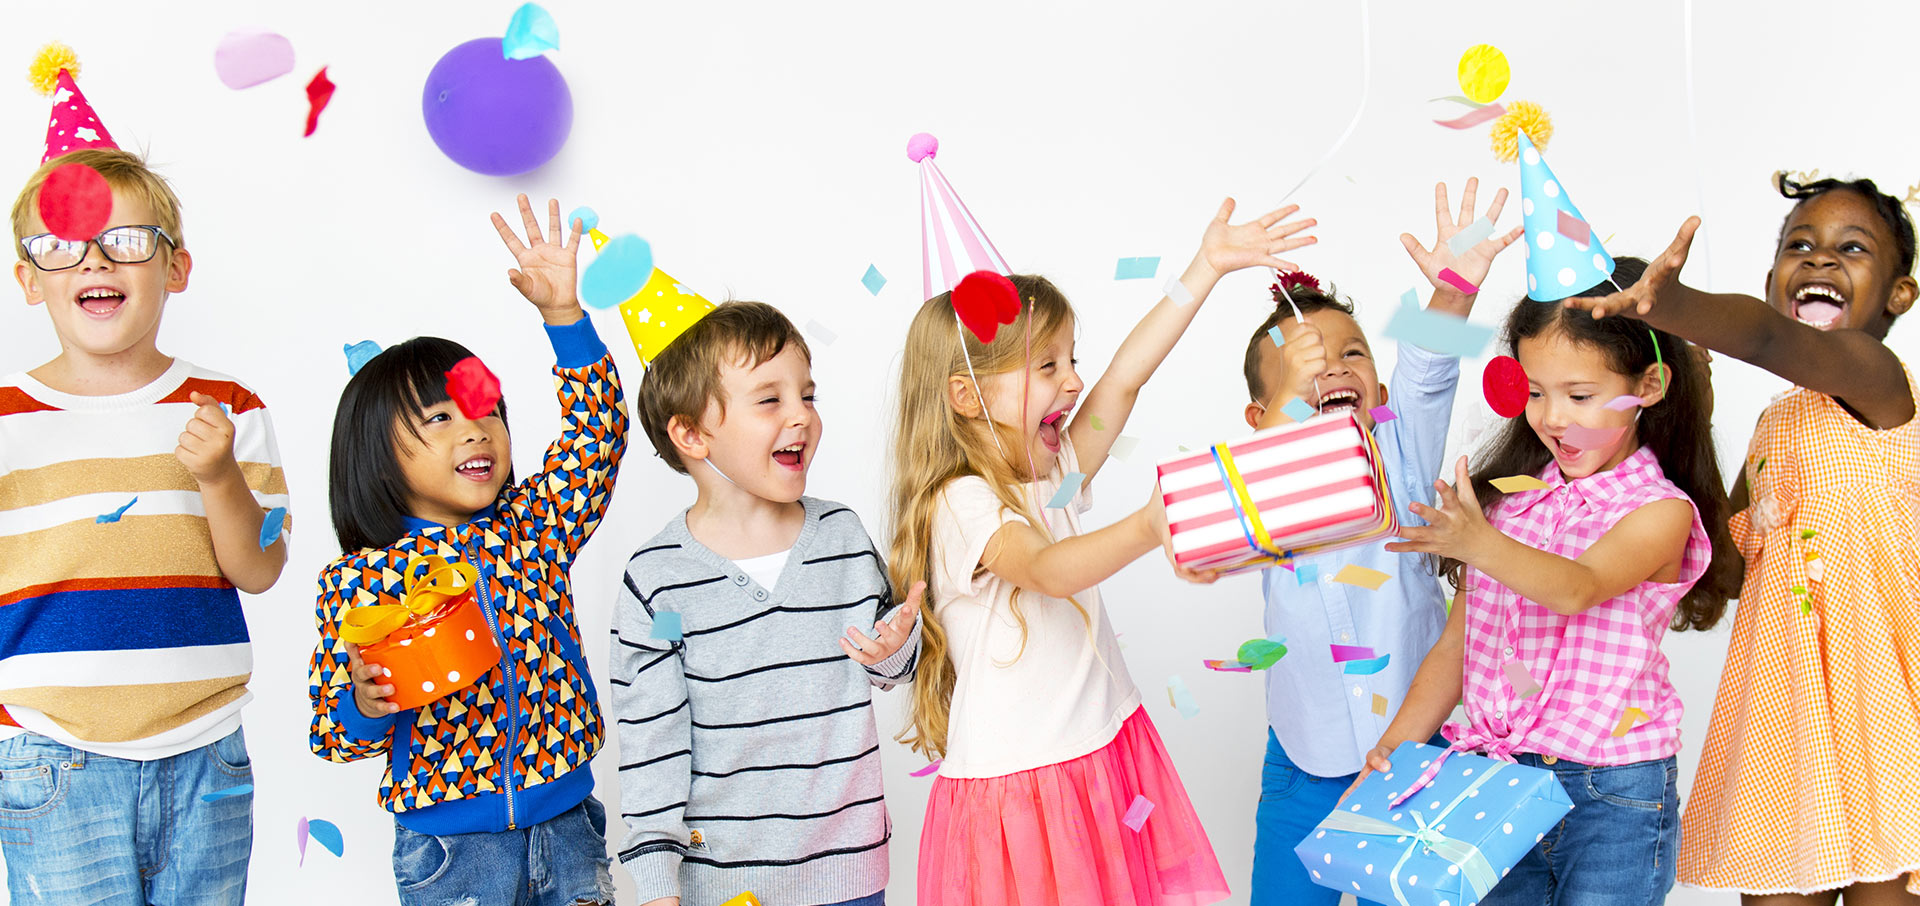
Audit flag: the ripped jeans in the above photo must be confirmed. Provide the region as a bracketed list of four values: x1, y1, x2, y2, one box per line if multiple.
[393, 795, 616, 906]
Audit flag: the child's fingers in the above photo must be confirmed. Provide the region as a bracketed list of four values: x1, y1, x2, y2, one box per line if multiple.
[1213, 197, 1236, 224]
[491, 211, 528, 256]
[1482, 185, 1509, 225]
[839, 637, 879, 666]
[1270, 216, 1317, 239]
[545, 198, 562, 246]
[1484, 224, 1525, 254]
[515, 194, 542, 246]
[1433, 181, 1453, 234]
[1398, 232, 1428, 263]
[566, 215, 585, 252]
[343, 641, 364, 668]
[1457, 177, 1478, 227]
[1254, 203, 1299, 230]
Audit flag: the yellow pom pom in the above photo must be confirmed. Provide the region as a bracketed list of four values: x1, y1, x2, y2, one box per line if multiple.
[1490, 100, 1552, 163]
[28, 41, 79, 97]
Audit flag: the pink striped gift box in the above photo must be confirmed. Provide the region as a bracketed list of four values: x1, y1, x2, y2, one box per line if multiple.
[1157, 413, 1397, 574]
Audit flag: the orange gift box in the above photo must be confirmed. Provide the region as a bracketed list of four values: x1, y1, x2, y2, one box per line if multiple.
[341, 557, 502, 710]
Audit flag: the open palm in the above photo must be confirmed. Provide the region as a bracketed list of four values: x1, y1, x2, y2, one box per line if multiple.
[1199, 198, 1318, 278]
[490, 194, 583, 313]
[1400, 178, 1524, 291]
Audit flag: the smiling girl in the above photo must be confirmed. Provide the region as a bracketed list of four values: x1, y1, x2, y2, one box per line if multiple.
[1359, 257, 1740, 906]
[889, 199, 1314, 906]
[1572, 176, 1920, 903]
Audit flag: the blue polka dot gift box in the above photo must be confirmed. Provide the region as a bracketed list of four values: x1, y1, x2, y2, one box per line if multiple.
[1294, 741, 1573, 906]
[1516, 130, 1617, 303]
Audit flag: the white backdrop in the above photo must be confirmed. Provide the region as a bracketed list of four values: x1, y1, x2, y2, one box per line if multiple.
[4, 2, 1916, 903]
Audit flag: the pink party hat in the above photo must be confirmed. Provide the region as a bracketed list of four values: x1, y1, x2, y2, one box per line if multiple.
[29, 43, 117, 163]
[908, 133, 1009, 302]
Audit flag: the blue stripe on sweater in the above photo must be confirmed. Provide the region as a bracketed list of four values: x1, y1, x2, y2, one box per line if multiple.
[0, 586, 246, 655]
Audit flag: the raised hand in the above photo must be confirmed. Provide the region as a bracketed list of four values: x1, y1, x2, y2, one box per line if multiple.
[1195, 198, 1318, 283]
[490, 194, 585, 323]
[1399, 178, 1525, 293]
[176, 391, 240, 485]
[1565, 216, 1700, 319]
[1385, 456, 1494, 562]
[843, 582, 924, 666]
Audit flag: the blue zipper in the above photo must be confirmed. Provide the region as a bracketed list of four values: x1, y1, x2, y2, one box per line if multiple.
[473, 553, 519, 830]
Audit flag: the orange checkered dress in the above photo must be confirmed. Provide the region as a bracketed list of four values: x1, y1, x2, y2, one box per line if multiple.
[1678, 366, 1920, 894]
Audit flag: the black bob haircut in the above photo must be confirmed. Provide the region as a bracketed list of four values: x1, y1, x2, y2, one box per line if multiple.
[328, 337, 513, 554]
[1775, 172, 1917, 278]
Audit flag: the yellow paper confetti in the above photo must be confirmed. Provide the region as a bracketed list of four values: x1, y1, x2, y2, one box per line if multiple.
[1490, 475, 1552, 493]
[1456, 44, 1510, 104]
[1610, 707, 1649, 738]
[1372, 694, 1389, 716]
[721, 894, 762, 906]
[1331, 564, 1391, 590]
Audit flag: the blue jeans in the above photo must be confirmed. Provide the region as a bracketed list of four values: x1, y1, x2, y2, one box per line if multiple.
[822, 894, 885, 906]
[392, 794, 616, 906]
[0, 726, 253, 905]
[1252, 729, 1379, 906]
[1481, 754, 1679, 906]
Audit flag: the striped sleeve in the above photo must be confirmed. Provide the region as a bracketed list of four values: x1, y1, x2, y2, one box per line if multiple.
[308, 557, 397, 762]
[612, 564, 694, 903]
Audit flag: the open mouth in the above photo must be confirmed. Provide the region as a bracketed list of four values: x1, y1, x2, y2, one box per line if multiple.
[1793, 283, 1847, 329]
[455, 456, 495, 482]
[1313, 387, 1360, 416]
[1038, 408, 1069, 453]
[75, 286, 126, 317]
[1552, 438, 1585, 462]
[772, 442, 806, 470]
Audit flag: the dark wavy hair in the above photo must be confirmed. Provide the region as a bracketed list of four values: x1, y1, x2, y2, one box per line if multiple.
[328, 337, 514, 553]
[1242, 277, 1356, 402]
[1774, 172, 1916, 278]
[1444, 258, 1739, 631]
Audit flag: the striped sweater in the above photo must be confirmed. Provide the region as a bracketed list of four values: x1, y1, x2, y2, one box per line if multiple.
[614, 497, 919, 906]
[309, 319, 627, 834]
[0, 360, 288, 759]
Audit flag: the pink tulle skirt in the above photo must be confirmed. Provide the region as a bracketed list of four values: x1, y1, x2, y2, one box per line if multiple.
[918, 706, 1230, 906]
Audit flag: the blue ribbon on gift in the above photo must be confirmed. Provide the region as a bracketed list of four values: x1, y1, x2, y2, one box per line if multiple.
[1208, 444, 1294, 565]
[1315, 761, 1507, 906]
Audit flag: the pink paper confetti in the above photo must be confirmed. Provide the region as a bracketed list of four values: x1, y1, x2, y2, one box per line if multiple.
[1562, 422, 1628, 450]
[1437, 268, 1480, 295]
[1369, 405, 1397, 423]
[1432, 102, 1507, 129]
[1504, 661, 1543, 698]
[1203, 658, 1253, 673]
[1556, 210, 1591, 245]
[1329, 644, 1376, 663]
[1123, 794, 1155, 831]
[910, 759, 943, 777]
[214, 29, 295, 90]
[1602, 395, 1644, 411]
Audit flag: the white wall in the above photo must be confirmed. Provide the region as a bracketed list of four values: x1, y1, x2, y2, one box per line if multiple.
[3, 2, 1915, 903]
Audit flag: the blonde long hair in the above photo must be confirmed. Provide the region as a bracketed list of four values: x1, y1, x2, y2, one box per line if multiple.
[890, 274, 1089, 758]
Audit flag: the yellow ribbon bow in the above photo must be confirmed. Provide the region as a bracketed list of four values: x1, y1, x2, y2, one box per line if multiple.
[339, 556, 479, 645]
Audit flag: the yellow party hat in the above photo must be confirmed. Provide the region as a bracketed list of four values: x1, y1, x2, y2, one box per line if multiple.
[619, 268, 715, 364]
[588, 228, 611, 252]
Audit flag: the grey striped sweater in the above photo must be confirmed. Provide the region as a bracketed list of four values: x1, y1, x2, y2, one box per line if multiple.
[612, 497, 919, 906]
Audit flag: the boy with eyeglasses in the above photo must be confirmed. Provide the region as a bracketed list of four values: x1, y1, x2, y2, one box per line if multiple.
[1, 139, 289, 900]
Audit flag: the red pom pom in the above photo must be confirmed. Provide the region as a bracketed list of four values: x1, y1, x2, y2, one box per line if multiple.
[1482, 355, 1529, 418]
[951, 271, 1020, 344]
[445, 356, 503, 420]
[38, 163, 111, 242]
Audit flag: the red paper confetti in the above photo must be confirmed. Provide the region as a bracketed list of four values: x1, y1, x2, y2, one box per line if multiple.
[303, 67, 335, 137]
[950, 270, 1020, 344]
[1556, 209, 1591, 245]
[1482, 355, 1529, 418]
[445, 356, 502, 420]
[38, 163, 112, 241]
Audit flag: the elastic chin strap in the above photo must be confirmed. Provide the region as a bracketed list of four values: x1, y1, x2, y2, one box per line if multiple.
[955, 315, 1012, 465]
[1273, 277, 1324, 414]
[700, 455, 739, 488]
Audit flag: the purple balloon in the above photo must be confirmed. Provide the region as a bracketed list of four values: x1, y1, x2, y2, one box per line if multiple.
[422, 38, 572, 176]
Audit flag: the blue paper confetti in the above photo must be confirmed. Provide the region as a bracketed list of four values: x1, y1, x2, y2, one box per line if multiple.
[566, 206, 598, 233]
[343, 340, 381, 376]
[651, 612, 683, 642]
[1167, 675, 1200, 719]
[200, 783, 252, 802]
[1295, 563, 1320, 586]
[258, 506, 287, 551]
[861, 264, 887, 296]
[580, 234, 654, 309]
[1268, 325, 1285, 348]
[1342, 653, 1392, 675]
[97, 497, 137, 524]
[1045, 472, 1086, 509]
[1445, 216, 1494, 257]
[306, 818, 344, 858]
[501, 2, 560, 60]
[1114, 257, 1161, 280]
[1281, 398, 1316, 423]
[1382, 287, 1494, 358]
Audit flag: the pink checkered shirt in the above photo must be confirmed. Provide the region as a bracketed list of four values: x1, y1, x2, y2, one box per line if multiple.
[1444, 446, 1710, 766]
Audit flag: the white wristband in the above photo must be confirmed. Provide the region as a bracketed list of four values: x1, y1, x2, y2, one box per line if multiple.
[1164, 273, 1195, 306]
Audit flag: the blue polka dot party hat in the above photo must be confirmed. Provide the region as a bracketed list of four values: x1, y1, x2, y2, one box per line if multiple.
[1517, 130, 1615, 302]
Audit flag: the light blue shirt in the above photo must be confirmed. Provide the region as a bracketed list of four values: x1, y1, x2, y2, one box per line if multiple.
[1260, 341, 1456, 777]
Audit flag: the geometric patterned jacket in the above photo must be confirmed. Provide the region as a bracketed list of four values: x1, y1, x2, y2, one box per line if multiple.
[308, 328, 626, 834]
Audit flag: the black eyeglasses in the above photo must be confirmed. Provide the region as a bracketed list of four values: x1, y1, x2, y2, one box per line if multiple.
[19, 225, 176, 271]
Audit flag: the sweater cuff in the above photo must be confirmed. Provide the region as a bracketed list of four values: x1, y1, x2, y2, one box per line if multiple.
[335, 698, 398, 743]
[620, 848, 683, 903]
[868, 611, 922, 682]
[545, 315, 609, 369]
